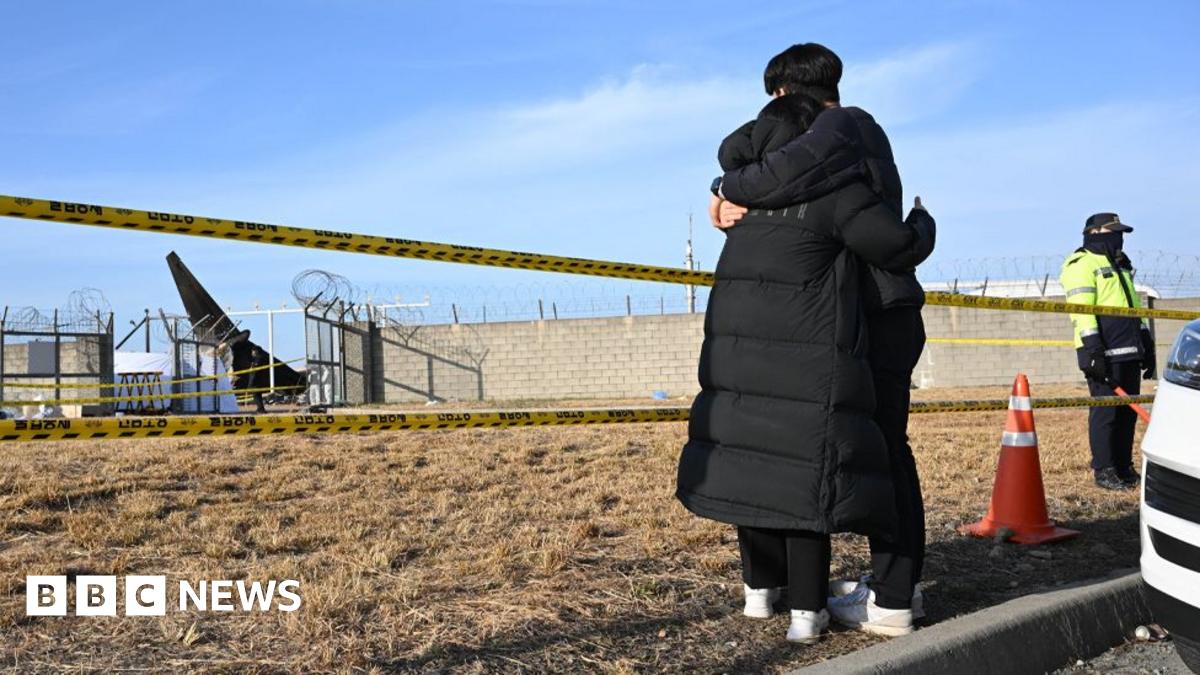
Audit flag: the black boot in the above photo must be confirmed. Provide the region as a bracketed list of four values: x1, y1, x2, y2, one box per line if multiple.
[1095, 467, 1134, 491]
[1116, 465, 1141, 488]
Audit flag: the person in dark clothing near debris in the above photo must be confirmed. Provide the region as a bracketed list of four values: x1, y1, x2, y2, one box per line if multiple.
[247, 345, 270, 413]
[678, 49, 935, 642]
[703, 43, 935, 638]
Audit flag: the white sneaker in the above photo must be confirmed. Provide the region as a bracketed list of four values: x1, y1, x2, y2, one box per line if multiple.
[830, 574, 925, 620]
[786, 608, 830, 644]
[743, 584, 783, 619]
[827, 585, 914, 636]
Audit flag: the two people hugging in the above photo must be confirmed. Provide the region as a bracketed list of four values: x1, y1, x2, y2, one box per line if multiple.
[677, 43, 936, 643]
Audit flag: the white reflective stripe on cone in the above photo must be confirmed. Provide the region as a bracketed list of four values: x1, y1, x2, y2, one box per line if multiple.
[1009, 396, 1033, 411]
[1001, 431, 1038, 447]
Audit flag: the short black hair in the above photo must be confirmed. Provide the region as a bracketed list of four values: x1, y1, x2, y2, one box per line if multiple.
[763, 43, 842, 102]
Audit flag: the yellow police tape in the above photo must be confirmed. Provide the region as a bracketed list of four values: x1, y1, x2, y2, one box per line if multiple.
[0, 396, 1153, 443]
[0, 385, 304, 408]
[909, 395, 1156, 414]
[925, 337, 1075, 347]
[0, 357, 304, 390]
[0, 407, 690, 442]
[923, 292, 1197, 321]
[0, 195, 712, 286]
[4, 194, 1196, 322]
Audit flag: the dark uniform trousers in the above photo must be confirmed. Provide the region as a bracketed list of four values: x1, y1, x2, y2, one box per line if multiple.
[866, 306, 927, 610]
[1086, 360, 1141, 472]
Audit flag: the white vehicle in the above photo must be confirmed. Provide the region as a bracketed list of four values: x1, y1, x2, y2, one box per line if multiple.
[1141, 319, 1200, 673]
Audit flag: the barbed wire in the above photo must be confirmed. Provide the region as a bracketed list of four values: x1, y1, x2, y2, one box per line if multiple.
[918, 249, 1200, 297]
[291, 269, 369, 310]
[3, 288, 113, 333]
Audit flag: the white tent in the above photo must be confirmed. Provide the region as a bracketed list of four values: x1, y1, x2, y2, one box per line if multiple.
[113, 352, 239, 414]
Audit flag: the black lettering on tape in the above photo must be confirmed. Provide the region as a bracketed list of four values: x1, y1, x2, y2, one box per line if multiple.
[147, 211, 195, 224]
[313, 230, 353, 240]
[207, 416, 258, 427]
[367, 413, 407, 424]
[117, 418, 168, 429]
[14, 419, 71, 431]
[50, 201, 103, 215]
[234, 221, 279, 233]
[293, 414, 335, 425]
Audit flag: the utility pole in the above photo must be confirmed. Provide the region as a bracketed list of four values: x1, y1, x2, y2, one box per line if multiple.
[685, 212, 697, 313]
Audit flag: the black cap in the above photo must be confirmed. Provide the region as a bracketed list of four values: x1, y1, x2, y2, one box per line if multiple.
[1084, 212, 1134, 234]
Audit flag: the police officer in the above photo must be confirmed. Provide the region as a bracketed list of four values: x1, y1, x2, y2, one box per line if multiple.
[1059, 213, 1156, 490]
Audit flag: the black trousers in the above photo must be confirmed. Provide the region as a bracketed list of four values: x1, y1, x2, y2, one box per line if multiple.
[738, 526, 830, 611]
[866, 307, 927, 610]
[1086, 360, 1141, 472]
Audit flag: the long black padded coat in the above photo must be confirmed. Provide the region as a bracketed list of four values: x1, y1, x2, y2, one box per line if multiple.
[720, 106, 925, 313]
[676, 105, 934, 537]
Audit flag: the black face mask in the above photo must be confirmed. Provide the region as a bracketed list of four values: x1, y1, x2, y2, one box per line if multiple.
[1083, 230, 1124, 254]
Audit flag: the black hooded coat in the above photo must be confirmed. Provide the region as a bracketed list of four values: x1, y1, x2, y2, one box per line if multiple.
[677, 98, 935, 537]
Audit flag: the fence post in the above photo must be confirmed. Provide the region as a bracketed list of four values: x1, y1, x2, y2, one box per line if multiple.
[552, 302, 558, 320]
[0, 307, 6, 407]
[143, 308, 151, 352]
[483, 305, 487, 323]
[426, 355, 435, 403]
[267, 309, 275, 392]
[53, 309, 61, 404]
[538, 299, 544, 320]
[626, 295, 632, 316]
[1147, 295, 1156, 358]
[452, 304, 459, 324]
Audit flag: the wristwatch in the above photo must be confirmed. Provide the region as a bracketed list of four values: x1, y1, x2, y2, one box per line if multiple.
[710, 176, 723, 197]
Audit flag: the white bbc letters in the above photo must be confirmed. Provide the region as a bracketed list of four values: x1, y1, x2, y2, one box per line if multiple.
[124, 575, 167, 616]
[25, 576, 67, 616]
[75, 575, 117, 616]
[26, 575, 300, 615]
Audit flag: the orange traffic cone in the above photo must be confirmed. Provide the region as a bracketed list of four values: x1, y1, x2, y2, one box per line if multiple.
[960, 374, 1079, 545]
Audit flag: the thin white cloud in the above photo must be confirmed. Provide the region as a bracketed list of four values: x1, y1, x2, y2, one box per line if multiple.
[843, 41, 981, 127]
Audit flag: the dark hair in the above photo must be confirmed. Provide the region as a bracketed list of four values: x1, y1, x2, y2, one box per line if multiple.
[763, 43, 842, 102]
[752, 93, 823, 156]
[717, 93, 824, 171]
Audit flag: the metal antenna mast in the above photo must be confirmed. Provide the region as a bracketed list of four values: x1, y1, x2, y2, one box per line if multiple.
[685, 212, 697, 313]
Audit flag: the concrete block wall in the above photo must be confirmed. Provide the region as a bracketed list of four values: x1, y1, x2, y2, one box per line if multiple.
[1149, 297, 1200, 371]
[375, 314, 704, 402]
[1, 338, 111, 403]
[915, 304, 1079, 388]
[341, 324, 373, 405]
[369, 297, 1200, 403]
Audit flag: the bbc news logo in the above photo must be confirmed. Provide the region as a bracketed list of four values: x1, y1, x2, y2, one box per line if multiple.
[26, 576, 302, 616]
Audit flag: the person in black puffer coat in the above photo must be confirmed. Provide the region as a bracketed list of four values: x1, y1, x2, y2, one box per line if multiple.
[714, 43, 936, 634]
[677, 91, 934, 640]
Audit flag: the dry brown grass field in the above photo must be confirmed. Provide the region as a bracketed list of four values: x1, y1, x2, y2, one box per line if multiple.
[0, 383, 1146, 673]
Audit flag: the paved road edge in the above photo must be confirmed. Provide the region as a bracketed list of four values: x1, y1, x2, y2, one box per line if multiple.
[795, 570, 1149, 675]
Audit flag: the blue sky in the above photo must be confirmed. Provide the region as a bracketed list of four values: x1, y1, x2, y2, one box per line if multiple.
[2, 1, 1199, 355]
